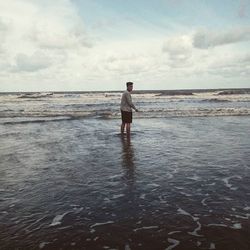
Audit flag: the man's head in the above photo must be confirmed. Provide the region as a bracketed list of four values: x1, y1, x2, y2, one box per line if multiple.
[126, 82, 133, 92]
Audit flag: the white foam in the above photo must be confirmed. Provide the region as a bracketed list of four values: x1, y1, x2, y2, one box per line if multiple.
[166, 173, 174, 179]
[222, 175, 242, 190]
[104, 198, 112, 203]
[177, 208, 199, 221]
[224, 197, 233, 201]
[109, 174, 123, 179]
[207, 182, 216, 186]
[165, 238, 180, 250]
[177, 208, 190, 217]
[180, 191, 192, 197]
[133, 226, 159, 232]
[24, 215, 47, 232]
[233, 214, 250, 219]
[209, 243, 216, 249]
[49, 212, 69, 227]
[140, 194, 146, 199]
[90, 221, 114, 228]
[197, 241, 201, 247]
[201, 198, 208, 206]
[231, 223, 242, 229]
[188, 221, 203, 237]
[187, 175, 200, 181]
[125, 243, 131, 250]
[73, 207, 83, 213]
[207, 224, 228, 228]
[70, 204, 80, 207]
[39, 242, 50, 249]
[168, 231, 181, 235]
[112, 194, 125, 199]
[147, 183, 160, 188]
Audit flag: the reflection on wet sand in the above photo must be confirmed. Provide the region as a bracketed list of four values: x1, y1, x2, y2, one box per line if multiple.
[120, 134, 135, 185]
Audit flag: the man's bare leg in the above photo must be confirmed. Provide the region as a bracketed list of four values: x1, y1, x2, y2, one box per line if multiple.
[121, 123, 125, 134]
[126, 123, 131, 135]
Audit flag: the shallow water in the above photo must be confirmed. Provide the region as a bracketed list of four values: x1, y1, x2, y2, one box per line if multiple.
[0, 115, 250, 249]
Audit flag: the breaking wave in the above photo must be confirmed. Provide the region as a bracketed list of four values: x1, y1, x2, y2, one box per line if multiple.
[1, 90, 250, 124]
[1, 109, 250, 125]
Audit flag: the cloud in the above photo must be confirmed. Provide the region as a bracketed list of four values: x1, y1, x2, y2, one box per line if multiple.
[0, 0, 91, 69]
[0, 17, 9, 53]
[103, 55, 154, 75]
[86, 41, 160, 80]
[206, 52, 250, 78]
[13, 52, 51, 72]
[29, 7, 92, 50]
[30, 22, 92, 50]
[193, 26, 250, 49]
[0, 1, 249, 91]
[238, 0, 250, 18]
[157, 29, 250, 83]
[162, 35, 193, 68]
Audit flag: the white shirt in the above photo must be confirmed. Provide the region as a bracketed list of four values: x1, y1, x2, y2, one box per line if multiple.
[120, 90, 136, 112]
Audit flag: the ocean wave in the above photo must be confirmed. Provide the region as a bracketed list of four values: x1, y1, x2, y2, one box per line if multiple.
[97, 108, 250, 119]
[1, 116, 73, 125]
[0, 111, 95, 124]
[1, 90, 250, 124]
[63, 94, 81, 98]
[0, 110, 93, 118]
[18, 93, 53, 99]
[156, 90, 194, 96]
[216, 90, 250, 95]
[1, 108, 250, 123]
[201, 98, 230, 103]
[104, 92, 122, 97]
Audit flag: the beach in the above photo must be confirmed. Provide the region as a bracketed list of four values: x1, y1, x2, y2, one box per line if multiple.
[0, 90, 250, 249]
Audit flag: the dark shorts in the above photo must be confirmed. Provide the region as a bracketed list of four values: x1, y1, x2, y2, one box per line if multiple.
[121, 110, 132, 123]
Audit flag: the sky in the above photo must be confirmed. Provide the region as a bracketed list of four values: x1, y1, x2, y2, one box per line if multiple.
[0, 0, 250, 92]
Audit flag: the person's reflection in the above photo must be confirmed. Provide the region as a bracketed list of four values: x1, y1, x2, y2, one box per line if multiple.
[121, 134, 135, 185]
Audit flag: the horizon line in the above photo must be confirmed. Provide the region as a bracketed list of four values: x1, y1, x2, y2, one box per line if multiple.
[1, 87, 250, 94]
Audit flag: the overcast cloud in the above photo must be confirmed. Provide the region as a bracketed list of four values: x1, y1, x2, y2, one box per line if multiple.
[0, 0, 249, 91]
[193, 27, 250, 49]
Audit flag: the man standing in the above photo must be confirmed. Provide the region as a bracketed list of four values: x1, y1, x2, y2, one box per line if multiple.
[120, 82, 138, 135]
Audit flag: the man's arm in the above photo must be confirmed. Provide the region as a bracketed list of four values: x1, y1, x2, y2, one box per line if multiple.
[126, 92, 138, 111]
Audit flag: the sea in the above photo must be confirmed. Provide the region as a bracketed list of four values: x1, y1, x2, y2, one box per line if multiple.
[0, 88, 250, 250]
